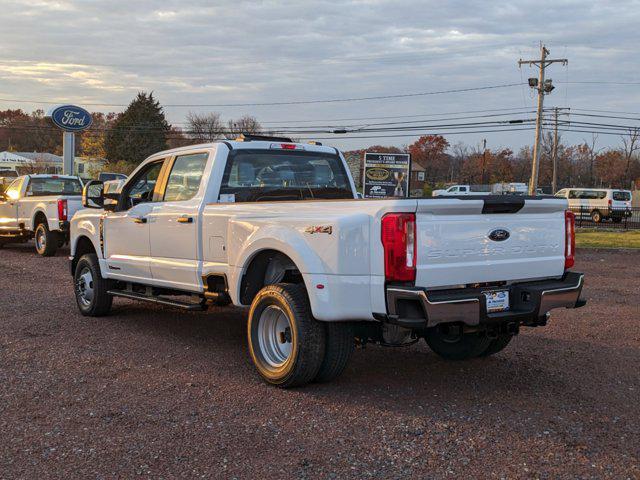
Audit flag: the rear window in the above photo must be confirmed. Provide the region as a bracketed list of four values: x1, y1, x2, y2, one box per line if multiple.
[219, 150, 352, 202]
[613, 191, 631, 201]
[27, 177, 82, 196]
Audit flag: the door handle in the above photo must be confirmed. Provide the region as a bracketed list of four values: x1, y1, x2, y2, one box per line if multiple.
[133, 216, 147, 224]
[177, 216, 194, 224]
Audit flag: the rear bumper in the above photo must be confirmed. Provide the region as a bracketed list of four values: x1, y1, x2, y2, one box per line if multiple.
[384, 271, 585, 329]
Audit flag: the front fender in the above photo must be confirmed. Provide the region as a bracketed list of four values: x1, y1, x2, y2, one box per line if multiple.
[71, 216, 102, 259]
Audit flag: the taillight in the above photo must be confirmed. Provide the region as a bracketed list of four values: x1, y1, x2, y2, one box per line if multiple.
[608, 199, 612, 207]
[381, 213, 416, 282]
[57, 199, 68, 221]
[564, 210, 575, 269]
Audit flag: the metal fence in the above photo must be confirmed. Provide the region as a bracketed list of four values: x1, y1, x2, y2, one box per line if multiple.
[570, 206, 640, 230]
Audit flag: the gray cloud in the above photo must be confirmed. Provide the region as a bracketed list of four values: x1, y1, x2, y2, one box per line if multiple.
[1, 0, 638, 150]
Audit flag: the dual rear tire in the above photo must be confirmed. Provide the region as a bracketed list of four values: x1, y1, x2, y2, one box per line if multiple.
[247, 283, 354, 388]
[424, 326, 513, 360]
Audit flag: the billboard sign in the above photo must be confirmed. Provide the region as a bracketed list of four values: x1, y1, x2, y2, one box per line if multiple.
[46, 104, 93, 132]
[362, 152, 410, 198]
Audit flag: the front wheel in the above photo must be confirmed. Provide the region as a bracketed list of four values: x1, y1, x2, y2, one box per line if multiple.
[247, 283, 325, 388]
[74, 253, 113, 316]
[34, 222, 59, 257]
[424, 325, 492, 360]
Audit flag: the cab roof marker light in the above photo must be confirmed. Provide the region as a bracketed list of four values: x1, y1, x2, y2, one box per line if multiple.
[270, 143, 304, 151]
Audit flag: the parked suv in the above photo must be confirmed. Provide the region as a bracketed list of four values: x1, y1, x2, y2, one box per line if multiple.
[555, 188, 633, 223]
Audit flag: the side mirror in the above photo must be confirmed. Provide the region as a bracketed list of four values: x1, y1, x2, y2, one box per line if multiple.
[82, 180, 104, 209]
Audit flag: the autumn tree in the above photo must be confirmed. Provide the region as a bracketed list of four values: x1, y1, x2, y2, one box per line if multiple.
[461, 148, 514, 185]
[0, 109, 62, 154]
[78, 112, 117, 158]
[408, 135, 450, 184]
[104, 92, 170, 165]
[621, 128, 640, 188]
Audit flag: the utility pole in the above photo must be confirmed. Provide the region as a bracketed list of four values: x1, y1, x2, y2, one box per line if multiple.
[519, 43, 567, 195]
[552, 107, 559, 194]
[481, 138, 487, 185]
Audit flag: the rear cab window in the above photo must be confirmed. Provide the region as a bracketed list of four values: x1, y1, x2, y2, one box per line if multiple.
[4, 177, 24, 199]
[163, 153, 208, 202]
[219, 149, 353, 202]
[26, 177, 82, 196]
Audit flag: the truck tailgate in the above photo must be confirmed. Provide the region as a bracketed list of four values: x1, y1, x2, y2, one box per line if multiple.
[65, 196, 83, 218]
[415, 197, 567, 288]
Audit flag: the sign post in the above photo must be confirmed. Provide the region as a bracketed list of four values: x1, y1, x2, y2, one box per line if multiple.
[362, 152, 411, 198]
[45, 104, 92, 175]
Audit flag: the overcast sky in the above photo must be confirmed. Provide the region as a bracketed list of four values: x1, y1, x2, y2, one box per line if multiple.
[1, 0, 639, 151]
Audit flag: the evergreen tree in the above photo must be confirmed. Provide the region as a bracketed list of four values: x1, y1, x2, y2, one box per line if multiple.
[104, 92, 169, 164]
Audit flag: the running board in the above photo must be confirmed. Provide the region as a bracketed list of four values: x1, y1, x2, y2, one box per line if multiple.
[108, 289, 206, 311]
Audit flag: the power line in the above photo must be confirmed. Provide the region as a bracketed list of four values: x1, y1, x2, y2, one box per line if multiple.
[258, 106, 538, 124]
[558, 81, 640, 86]
[298, 127, 537, 141]
[0, 83, 524, 108]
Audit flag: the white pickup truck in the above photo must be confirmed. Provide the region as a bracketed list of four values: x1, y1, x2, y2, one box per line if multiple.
[0, 174, 83, 256]
[70, 136, 585, 387]
[432, 184, 474, 196]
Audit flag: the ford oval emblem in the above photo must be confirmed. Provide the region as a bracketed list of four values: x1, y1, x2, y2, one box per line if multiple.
[488, 228, 510, 242]
[46, 104, 93, 132]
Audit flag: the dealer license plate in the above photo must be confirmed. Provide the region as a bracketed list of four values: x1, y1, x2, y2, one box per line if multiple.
[485, 290, 510, 313]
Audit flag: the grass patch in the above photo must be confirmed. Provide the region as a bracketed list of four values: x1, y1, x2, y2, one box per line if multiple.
[576, 229, 640, 249]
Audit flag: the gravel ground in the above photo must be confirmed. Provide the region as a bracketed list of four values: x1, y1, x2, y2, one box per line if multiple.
[0, 244, 639, 479]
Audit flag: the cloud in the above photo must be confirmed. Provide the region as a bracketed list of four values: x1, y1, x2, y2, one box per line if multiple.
[0, 0, 638, 149]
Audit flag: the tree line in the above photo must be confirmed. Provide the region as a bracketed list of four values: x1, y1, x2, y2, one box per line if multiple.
[0, 91, 638, 189]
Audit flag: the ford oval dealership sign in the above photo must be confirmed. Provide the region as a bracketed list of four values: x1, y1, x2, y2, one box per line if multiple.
[46, 104, 92, 132]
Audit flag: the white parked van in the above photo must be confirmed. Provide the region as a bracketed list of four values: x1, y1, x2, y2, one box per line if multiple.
[555, 188, 633, 223]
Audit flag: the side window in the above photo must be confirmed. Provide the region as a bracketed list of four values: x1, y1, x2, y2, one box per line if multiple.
[596, 191, 607, 200]
[5, 178, 23, 200]
[163, 153, 208, 202]
[122, 161, 164, 209]
[459, 186, 468, 192]
[568, 190, 579, 199]
[449, 186, 458, 192]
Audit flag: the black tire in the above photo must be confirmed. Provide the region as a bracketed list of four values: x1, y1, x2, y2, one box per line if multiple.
[34, 222, 59, 257]
[73, 253, 113, 316]
[314, 322, 354, 383]
[247, 283, 325, 388]
[591, 210, 602, 223]
[424, 326, 492, 361]
[479, 334, 513, 357]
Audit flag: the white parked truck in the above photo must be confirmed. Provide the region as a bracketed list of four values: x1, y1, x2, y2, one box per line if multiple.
[69, 136, 586, 387]
[432, 185, 474, 196]
[0, 174, 83, 256]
